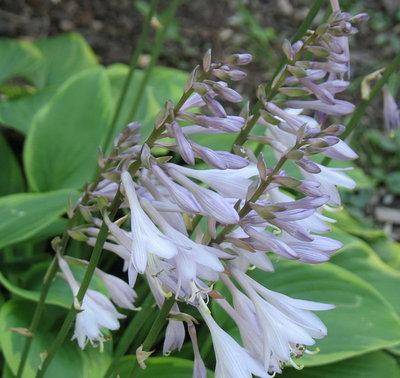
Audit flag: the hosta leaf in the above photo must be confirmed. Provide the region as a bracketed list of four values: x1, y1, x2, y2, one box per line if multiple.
[0, 189, 78, 249]
[29, 33, 98, 89]
[0, 134, 24, 195]
[24, 67, 113, 191]
[0, 39, 42, 83]
[282, 351, 400, 378]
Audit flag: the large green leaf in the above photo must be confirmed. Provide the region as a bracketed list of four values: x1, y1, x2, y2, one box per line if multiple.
[0, 134, 25, 195]
[24, 67, 113, 191]
[281, 351, 400, 378]
[107, 64, 188, 139]
[0, 189, 78, 249]
[0, 299, 112, 378]
[0, 39, 42, 83]
[331, 240, 400, 315]
[0, 262, 108, 309]
[327, 210, 386, 241]
[30, 33, 98, 89]
[116, 356, 214, 377]
[0, 88, 55, 134]
[212, 260, 400, 367]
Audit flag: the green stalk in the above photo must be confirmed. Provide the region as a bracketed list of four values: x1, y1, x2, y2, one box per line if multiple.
[102, 294, 154, 378]
[18, 2, 184, 374]
[125, 0, 180, 124]
[33, 61, 211, 378]
[321, 51, 400, 166]
[188, 0, 323, 237]
[232, 0, 323, 148]
[102, 0, 159, 152]
[127, 296, 176, 378]
[36, 190, 123, 378]
[211, 144, 300, 245]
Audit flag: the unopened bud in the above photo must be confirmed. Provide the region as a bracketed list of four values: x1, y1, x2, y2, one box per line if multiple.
[296, 158, 321, 173]
[250, 203, 276, 219]
[68, 229, 89, 242]
[259, 109, 280, 125]
[349, 13, 369, 24]
[286, 150, 304, 161]
[203, 49, 212, 72]
[257, 84, 266, 101]
[185, 65, 200, 92]
[316, 23, 330, 35]
[282, 39, 292, 60]
[287, 65, 308, 78]
[192, 82, 210, 95]
[306, 46, 330, 57]
[228, 53, 252, 65]
[279, 87, 310, 97]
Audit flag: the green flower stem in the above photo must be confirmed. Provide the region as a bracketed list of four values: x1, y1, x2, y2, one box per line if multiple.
[35, 190, 123, 378]
[31, 65, 210, 378]
[16, 199, 88, 378]
[232, 0, 323, 148]
[321, 51, 400, 166]
[211, 147, 295, 245]
[127, 296, 176, 378]
[125, 0, 181, 124]
[188, 1, 323, 237]
[102, 294, 154, 378]
[102, 0, 159, 152]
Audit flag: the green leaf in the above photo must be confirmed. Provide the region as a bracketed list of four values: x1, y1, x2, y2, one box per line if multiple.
[0, 262, 108, 309]
[30, 33, 98, 89]
[0, 299, 112, 378]
[0, 39, 42, 83]
[281, 351, 400, 378]
[370, 238, 400, 269]
[0, 134, 25, 195]
[107, 64, 188, 138]
[116, 356, 214, 377]
[331, 240, 400, 315]
[327, 210, 386, 241]
[0, 189, 78, 249]
[24, 67, 113, 191]
[0, 88, 55, 134]
[212, 260, 400, 367]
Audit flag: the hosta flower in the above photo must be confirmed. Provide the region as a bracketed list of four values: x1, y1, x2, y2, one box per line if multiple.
[57, 257, 125, 349]
[198, 300, 268, 378]
[167, 166, 239, 224]
[300, 164, 356, 206]
[232, 268, 334, 370]
[120, 171, 178, 274]
[167, 163, 258, 199]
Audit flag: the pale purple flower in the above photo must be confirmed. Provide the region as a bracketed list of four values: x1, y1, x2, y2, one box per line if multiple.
[95, 269, 137, 310]
[198, 300, 268, 378]
[168, 163, 258, 199]
[383, 85, 400, 131]
[300, 164, 356, 206]
[58, 257, 125, 349]
[120, 171, 178, 274]
[168, 166, 239, 224]
[188, 322, 207, 378]
[285, 99, 355, 116]
[163, 314, 186, 355]
[232, 268, 334, 369]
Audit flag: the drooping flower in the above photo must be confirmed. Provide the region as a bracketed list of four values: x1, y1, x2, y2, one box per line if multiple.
[57, 257, 125, 349]
[120, 171, 178, 274]
[198, 299, 268, 378]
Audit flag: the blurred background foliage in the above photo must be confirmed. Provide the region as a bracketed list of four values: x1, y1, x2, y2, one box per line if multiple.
[0, 0, 400, 377]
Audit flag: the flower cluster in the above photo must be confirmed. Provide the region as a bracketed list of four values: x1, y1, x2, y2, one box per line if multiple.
[59, 4, 368, 377]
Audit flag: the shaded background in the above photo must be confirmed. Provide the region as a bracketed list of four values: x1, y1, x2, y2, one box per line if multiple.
[1, 0, 400, 238]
